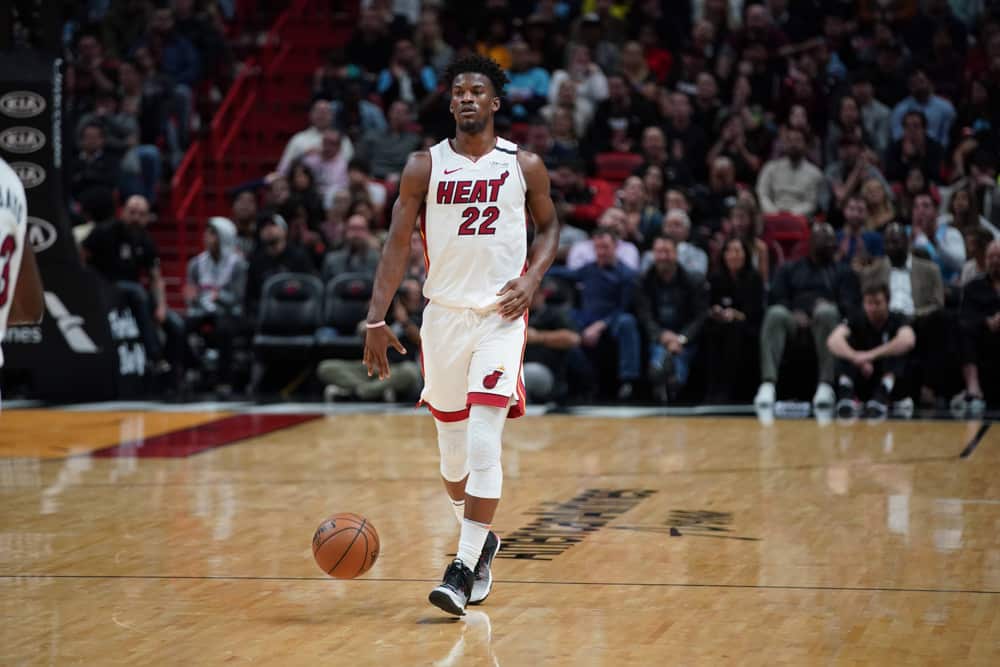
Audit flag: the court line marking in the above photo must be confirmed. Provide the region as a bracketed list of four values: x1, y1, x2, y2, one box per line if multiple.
[1, 573, 997, 595]
[959, 423, 992, 459]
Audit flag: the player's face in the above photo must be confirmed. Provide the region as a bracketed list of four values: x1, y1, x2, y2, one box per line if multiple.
[450, 73, 499, 134]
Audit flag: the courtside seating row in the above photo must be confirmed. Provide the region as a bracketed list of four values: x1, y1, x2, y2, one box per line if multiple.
[253, 272, 374, 362]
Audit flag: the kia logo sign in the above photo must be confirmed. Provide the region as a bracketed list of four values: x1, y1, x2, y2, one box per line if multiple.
[11, 161, 45, 188]
[0, 126, 46, 154]
[0, 91, 46, 119]
[27, 217, 58, 253]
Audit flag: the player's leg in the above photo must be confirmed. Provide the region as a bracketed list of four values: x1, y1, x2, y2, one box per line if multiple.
[435, 417, 469, 524]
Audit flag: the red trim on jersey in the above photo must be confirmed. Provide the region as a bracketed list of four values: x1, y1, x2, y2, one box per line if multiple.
[467, 392, 511, 408]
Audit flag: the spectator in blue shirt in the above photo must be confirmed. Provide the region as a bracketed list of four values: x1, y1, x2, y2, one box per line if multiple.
[140, 7, 200, 86]
[506, 41, 550, 120]
[836, 194, 885, 268]
[549, 229, 641, 399]
[376, 39, 436, 108]
[890, 67, 956, 149]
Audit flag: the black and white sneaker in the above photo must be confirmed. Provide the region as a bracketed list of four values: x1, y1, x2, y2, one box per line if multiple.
[864, 387, 890, 421]
[428, 559, 475, 616]
[469, 531, 501, 605]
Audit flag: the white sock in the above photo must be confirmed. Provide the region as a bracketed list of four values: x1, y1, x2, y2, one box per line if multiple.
[450, 498, 465, 525]
[882, 376, 894, 394]
[457, 518, 490, 569]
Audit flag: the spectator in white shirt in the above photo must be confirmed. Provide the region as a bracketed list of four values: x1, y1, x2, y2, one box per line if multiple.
[277, 99, 354, 174]
[910, 192, 966, 284]
[641, 209, 708, 280]
[567, 206, 640, 270]
[301, 129, 349, 205]
[756, 126, 825, 218]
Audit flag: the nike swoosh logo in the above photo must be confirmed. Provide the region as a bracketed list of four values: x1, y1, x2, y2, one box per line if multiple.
[443, 168, 462, 175]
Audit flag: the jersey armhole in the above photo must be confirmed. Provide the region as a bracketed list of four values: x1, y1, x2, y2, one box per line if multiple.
[513, 149, 528, 194]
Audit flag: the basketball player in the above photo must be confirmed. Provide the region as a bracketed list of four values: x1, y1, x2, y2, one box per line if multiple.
[0, 157, 45, 401]
[363, 55, 559, 616]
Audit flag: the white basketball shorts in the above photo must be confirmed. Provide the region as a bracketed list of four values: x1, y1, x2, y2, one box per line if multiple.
[418, 301, 527, 422]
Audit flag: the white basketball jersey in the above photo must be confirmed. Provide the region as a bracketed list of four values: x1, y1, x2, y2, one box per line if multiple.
[422, 137, 527, 310]
[0, 158, 29, 368]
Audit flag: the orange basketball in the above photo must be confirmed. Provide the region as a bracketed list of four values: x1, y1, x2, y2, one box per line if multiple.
[312, 512, 380, 578]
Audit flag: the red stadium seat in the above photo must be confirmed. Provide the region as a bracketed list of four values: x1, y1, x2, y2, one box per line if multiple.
[762, 213, 811, 262]
[594, 151, 643, 184]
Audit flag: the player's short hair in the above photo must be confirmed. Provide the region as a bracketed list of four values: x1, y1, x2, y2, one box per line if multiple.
[862, 282, 890, 301]
[444, 54, 509, 97]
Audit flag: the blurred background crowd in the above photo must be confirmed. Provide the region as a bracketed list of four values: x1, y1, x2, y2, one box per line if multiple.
[50, 0, 1000, 413]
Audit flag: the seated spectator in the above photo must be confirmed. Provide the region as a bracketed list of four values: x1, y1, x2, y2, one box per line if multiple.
[288, 161, 325, 227]
[706, 113, 762, 186]
[634, 236, 709, 402]
[938, 186, 1000, 240]
[524, 281, 582, 403]
[620, 40, 656, 92]
[229, 187, 265, 257]
[962, 227, 995, 286]
[567, 207, 640, 271]
[861, 176, 898, 233]
[506, 40, 550, 120]
[172, 0, 232, 86]
[414, 7, 454, 76]
[617, 175, 661, 250]
[692, 156, 740, 236]
[885, 111, 944, 184]
[890, 66, 956, 150]
[358, 100, 420, 181]
[692, 72, 723, 140]
[823, 135, 890, 217]
[136, 7, 200, 88]
[318, 279, 423, 403]
[863, 223, 947, 404]
[953, 240, 1000, 413]
[345, 8, 393, 74]
[547, 108, 584, 165]
[941, 149, 1000, 232]
[755, 224, 861, 413]
[755, 126, 824, 218]
[302, 130, 350, 207]
[643, 209, 708, 280]
[245, 216, 316, 317]
[894, 166, 939, 224]
[70, 122, 120, 215]
[727, 200, 771, 285]
[768, 106, 822, 167]
[849, 70, 891, 158]
[635, 126, 693, 189]
[540, 77, 594, 138]
[184, 217, 248, 392]
[331, 79, 387, 144]
[704, 237, 765, 403]
[406, 229, 428, 284]
[552, 159, 617, 231]
[663, 91, 709, 182]
[828, 283, 916, 419]
[836, 195, 885, 269]
[824, 94, 873, 165]
[83, 195, 179, 376]
[910, 192, 965, 284]
[346, 159, 387, 222]
[547, 44, 609, 113]
[639, 163, 665, 214]
[548, 229, 641, 399]
[321, 214, 380, 282]
[277, 100, 355, 174]
[585, 73, 656, 155]
[376, 39, 436, 108]
[312, 50, 359, 103]
[69, 31, 120, 114]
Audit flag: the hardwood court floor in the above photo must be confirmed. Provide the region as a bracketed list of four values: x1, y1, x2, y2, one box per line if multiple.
[1, 408, 998, 665]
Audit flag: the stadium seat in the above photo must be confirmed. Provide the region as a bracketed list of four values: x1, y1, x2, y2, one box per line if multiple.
[252, 273, 324, 355]
[594, 151, 643, 184]
[315, 273, 374, 359]
[762, 213, 811, 263]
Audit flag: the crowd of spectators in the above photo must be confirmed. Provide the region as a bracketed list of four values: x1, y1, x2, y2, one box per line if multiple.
[65, 1, 1000, 412]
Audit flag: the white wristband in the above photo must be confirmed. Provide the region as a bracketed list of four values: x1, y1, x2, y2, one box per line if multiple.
[365, 320, 387, 329]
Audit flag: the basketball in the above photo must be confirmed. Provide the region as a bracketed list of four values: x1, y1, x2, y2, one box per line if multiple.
[312, 512, 380, 578]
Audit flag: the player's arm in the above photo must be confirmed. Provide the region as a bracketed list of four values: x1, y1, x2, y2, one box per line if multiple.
[9, 242, 44, 325]
[363, 151, 430, 380]
[497, 151, 560, 320]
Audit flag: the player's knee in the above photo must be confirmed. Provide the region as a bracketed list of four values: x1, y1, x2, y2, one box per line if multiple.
[467, 417, 501, 472]
[436, 419, 468, 482]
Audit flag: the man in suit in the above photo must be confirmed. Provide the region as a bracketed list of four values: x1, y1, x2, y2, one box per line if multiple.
[861, 223, 948, 406]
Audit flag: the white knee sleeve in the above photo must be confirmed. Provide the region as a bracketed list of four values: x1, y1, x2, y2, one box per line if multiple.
[435, 418, 469, 482]
[464, 405, 506, 499]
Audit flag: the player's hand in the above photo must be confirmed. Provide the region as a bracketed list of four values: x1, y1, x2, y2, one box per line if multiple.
[496, 275, 539, 321]
[363, 325, 406, 380]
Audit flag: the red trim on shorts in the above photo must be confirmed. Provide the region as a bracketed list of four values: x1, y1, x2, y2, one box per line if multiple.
[419, 399, 470, 422]
[507, 309, 530, 419]
[467, 392, 511, 408]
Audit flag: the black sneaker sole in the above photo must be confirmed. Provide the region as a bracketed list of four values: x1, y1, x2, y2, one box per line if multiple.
[429, 587, 466, 616]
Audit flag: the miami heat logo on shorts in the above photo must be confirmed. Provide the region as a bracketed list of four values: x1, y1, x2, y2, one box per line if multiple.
[483, 366, 505, 389]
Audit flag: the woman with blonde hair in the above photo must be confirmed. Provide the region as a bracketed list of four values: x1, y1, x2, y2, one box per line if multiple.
[861, 176, 897, 233]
